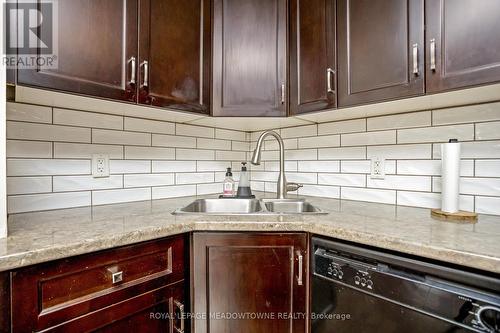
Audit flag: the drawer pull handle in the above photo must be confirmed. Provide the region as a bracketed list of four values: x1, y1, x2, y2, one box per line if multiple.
[112, 271, 123, 284]
[174, 300, 185, 333]
[141, 60, 149, 87]
[412, 44, 419, 75]
[327, 68, 335, 93]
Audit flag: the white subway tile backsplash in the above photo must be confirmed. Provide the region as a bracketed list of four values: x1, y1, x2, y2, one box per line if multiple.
[318, 119, 366, 135]
[318, 173, 366, 187]
[432, 102, 500, 125]
[153, 161, 197, 173]
[197, 183, 223, 195]
[367, 111, 431, 131]
[397, 191, 474, 211]
[251, 171, 279, 182]
[368, 175, 431, 191]
[124, 174, 175, 188]
[110, 160, 151, 174]
[93, 129, 151, 146]
[368, 144, 431, 159]
[265, 161, 298, 172]
[54, 143, 123, 159]
[152, 134, 197, 148]
[433, 141, 500, 159]
[433, 177, 500, 196]
[7, 121, 91, 143]
[476, 196, 500, 215]
[124, 117, 175, 134]
[176, 172, 214, 185]
[319, 147, 366, 160]
[281, 125, 317, 138]
[125, 146, 175, 160]
[232, 141, 250, 151]
[397, 124, 474, 144]
[397, 160, 474, 176]
[7, 140, 52, 158]
[54, 109, 123, 130]
[152, 185, 197, 199]
[7, 102, 52, 123]
[176, 124, 214, 138]
[8, 192, 91, 213]
[196, 161, 229, 172]
[342, 130, 396, 146]
[298, 135, 340, 149]
[287, 172, 317, 184]
[216, 150, 247, 161]
[92, 188, 151, 205]
[299, 185, 340, 199]
[176, 149, 214, 160]
[264, 138, 298, 150]
[476, 121, 500, 140]
[341, 187, 396, 205]
[7, 177, 52, 195]
[340, 160, 396, 174]
[198, 138, 231, 150]
[216, 128, 246, 141]
[53, 175, 123, 191]
[298, 161, 340, 173]
[475, 160, 500, 177]
[7, 159, 90, 176]
[286, 149, 317, 161]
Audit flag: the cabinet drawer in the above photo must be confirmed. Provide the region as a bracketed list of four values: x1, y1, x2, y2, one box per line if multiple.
[12, 235, 186, 332]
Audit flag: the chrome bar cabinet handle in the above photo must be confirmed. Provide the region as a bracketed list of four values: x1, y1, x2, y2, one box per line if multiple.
[412, 44, 419, 75]
[174, 300, 185, 333]
[430, 38, 436, 71]
[129, 57, 136, 85]
[141, 60, 149, 87]
[297, 252, 303, 286]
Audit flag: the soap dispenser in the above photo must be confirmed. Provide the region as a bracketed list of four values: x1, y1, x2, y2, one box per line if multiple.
[237, 162, 254, 198]
[222, 167, 236, 197]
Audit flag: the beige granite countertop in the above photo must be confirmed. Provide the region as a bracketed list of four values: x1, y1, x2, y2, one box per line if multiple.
[2, 193, 500, 274]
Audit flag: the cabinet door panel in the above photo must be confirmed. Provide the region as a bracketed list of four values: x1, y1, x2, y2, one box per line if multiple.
[17, 0, 137, 102]
[139, 0, 210, 113]
[337, 0, 424, 107]
[212, 0, 287, 117]
[290, 0, 336, 115]
[193, 233, 308, 333]
[426, 0, 500, 92]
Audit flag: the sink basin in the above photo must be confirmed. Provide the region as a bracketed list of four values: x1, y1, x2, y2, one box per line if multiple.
[173, 199, 265, 215]
[173, 198, 327, 215]
[263, 199, 326, 214]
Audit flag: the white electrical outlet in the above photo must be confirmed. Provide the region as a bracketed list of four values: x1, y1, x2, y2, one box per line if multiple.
[370, 157, 385, 179]
[92, 154, 109, 178]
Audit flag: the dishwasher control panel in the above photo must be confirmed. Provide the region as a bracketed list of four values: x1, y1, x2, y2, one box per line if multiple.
[312, 240, 500, 333]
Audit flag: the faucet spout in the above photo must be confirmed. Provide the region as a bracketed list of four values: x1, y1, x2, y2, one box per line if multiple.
[250, 131, 289, 199]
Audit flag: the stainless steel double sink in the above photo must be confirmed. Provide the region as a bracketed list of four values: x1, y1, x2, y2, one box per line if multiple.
[172, 198, 327, 215]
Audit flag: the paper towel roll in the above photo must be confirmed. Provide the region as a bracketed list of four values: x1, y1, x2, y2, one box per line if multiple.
[441, 140, 461, 213]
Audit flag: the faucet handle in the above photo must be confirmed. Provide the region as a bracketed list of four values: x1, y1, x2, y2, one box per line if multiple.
[286, 183, 303, 192]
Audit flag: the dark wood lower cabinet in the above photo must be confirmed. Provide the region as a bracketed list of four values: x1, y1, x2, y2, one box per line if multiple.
[10, 235, 188, 333]
[0, 272, 10, 333]
[192, 232, 308, 333]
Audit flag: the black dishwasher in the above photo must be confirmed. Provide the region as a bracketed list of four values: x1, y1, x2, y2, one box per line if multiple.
[311, 237, 500, 333]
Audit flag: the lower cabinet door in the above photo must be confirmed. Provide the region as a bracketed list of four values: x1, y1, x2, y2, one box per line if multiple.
[192, 232, 308, 333]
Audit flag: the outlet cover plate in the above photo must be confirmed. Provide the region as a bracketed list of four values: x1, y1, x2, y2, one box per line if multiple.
[370, 157, 385, 179]
[92, 154, 110, 178]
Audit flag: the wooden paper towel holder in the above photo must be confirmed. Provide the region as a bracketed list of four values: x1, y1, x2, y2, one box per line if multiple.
[431, 209, 478, 223]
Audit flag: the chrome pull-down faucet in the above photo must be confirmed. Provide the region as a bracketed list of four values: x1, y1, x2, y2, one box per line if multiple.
[251, 130, 303, 199]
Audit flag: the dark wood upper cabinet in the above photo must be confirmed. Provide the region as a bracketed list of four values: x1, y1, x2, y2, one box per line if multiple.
[17, 0, 138, 102]
[289, 0, 336, 115]
[192, 233, 308, 333]
[337, 0, 425, 107]
[139, 0, 211, 114]
[426, 0, 500, 93]
[212, 0, 288, 117]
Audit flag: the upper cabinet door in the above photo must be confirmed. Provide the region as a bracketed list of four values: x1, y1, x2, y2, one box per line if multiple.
[337, 0, 424, 107]
[17, 0, 138, 102]
[212, 0, 287, 117]
[426, 0, 500, 93]
[139, 0, 211, 114]
[289, 0, 336, 115]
